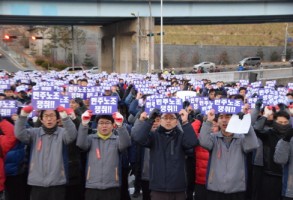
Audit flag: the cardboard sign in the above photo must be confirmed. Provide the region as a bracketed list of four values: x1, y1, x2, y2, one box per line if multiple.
[212, 99, 243, 114]
[0, 100, 17, 116]
[32, 91, 60, 110]
[90, 96, 118, 115]
[145, 98, 182, 114]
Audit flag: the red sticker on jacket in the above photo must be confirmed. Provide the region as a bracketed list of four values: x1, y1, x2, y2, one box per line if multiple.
[37, 140, 42, 151]
[96, 148, 101, 159]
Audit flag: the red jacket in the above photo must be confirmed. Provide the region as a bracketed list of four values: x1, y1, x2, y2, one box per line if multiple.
[191, 119, 210, 185]
[0, 119, 17, 191]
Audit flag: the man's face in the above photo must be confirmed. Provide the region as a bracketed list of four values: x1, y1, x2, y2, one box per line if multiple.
[275, 116, 289, 125]
[69, 100, 80, 110]
[4, 90, 14, 97]
[239, 89, 246, 97]
[160, 113, 178, 130]
[218, 114, 232, 133]
[209, 92, 216, 100]
[97, 119, 114, 136]
[80, 81, 88, 87]
[40, 110, 58, 129]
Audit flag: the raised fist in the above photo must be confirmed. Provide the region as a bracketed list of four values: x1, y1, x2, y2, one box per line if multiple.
[81, 110, 93, 126]
[20, 106, 33, 117]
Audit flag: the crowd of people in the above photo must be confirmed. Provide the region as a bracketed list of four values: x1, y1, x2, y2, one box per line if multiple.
[0, 69, 292, 200]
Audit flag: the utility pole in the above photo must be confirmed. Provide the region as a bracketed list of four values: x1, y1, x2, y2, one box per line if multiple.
[160, 0, 163, 71]
[148, 0, 153, 73]
[71, 25, 75, 68]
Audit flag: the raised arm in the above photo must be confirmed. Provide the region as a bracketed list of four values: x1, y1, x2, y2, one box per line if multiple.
[76, 110, 93, 151]
[199, 110, 215, 151]
[179, 109, 198, 149]
[131, 112, 153, 147]
[57, 106, 78, 144]
[14, 106, 35, 144]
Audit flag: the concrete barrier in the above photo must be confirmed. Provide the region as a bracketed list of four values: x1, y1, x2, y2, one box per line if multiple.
[183, 68, 293, 83]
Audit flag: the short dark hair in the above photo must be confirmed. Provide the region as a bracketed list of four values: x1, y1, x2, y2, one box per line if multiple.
[96, 115, 114, 123]
[273, 111, 290, 121]
[238, 87, 247, 93]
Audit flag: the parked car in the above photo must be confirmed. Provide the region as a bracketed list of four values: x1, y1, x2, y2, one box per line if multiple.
[61, 66, 84, 73]
[193, 62, 215, 72]
[87, 66, 100, 74]
[239, 57, 261, 67]
[289, 58, 293, 67]
[0, 69, 11, 76]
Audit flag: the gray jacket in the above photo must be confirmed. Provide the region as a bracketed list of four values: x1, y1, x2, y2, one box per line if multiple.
[199, 121, 259, 193]
[14, 116, 77, 187]
[274, 139, 293, 198]
[76, 125, 131, 189]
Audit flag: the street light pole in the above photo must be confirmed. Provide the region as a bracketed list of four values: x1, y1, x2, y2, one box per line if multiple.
[131, 12, 140, 73]
[160, 0, 163, 72]
[137, 12, 140, 73]
[71, 25, 75, 68]
[284, 23, 288, 61]
[148, 0, 153, 73]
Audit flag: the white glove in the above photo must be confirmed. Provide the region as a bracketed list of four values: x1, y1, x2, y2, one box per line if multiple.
[65, 108, 76, 120]
[81, 110, 92, 126]
[20, 106, 33, 117]
[57, 106, 68, 119]
[263, 106, 273, 118]
[113, 112, 124, 127]
[32, 116, 39, 123]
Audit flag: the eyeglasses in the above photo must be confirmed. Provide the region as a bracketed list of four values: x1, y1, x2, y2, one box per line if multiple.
[161, 117, 177, 121]
[43, 114, 57, 119]
[98, 122, 113, 126]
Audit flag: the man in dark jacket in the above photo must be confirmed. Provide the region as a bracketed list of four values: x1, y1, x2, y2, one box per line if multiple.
[254, 108, 291, 200]
[132, 109, 198, 200]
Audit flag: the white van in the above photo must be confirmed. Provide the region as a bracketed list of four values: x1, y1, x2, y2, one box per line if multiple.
[61, 66, 84, 73]
[239, 57, 261, 67]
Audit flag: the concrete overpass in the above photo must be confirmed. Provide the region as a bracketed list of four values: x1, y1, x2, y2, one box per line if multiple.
[0, 0, 293, 25]
[1, 0, 293, 73]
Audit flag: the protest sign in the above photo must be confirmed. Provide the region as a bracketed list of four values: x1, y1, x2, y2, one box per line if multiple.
[212, 99, 243, 114]
[90, 96, 118, 115]
[0, 100, 17, 116]
[32, 90, 60, 110]
[145, 98, 182, 114]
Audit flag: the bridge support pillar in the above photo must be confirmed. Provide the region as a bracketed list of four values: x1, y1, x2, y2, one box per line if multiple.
[100, 17, 154, 74]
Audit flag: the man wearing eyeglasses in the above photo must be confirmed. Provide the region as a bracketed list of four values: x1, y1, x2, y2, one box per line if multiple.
[200, 109, 259, 200]
[76, 111, 131, 200]
[14, 106, 78, 200]
[131, 109, 198, 200]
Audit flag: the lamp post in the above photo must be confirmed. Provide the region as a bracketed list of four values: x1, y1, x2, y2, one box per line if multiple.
[160, 0, 163, 72]
[71, 25, 75, 68]
[148, 0, 153, 73]
[131, 12, 140, 73]
[283, 23, 288, 62]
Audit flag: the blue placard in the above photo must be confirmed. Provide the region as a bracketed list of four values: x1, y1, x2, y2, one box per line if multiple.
[60, 95, 70, 108]
[251, 81, 262, 88]
[145, 98, 183, 114]
[90, 96, 118, 115]
[32, 91, 60, 110]
[0, 100, 17, 116]
[212, 99, 243, 114]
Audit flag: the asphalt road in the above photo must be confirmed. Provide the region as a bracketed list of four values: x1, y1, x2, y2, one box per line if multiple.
[0, 52, 22, 72]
